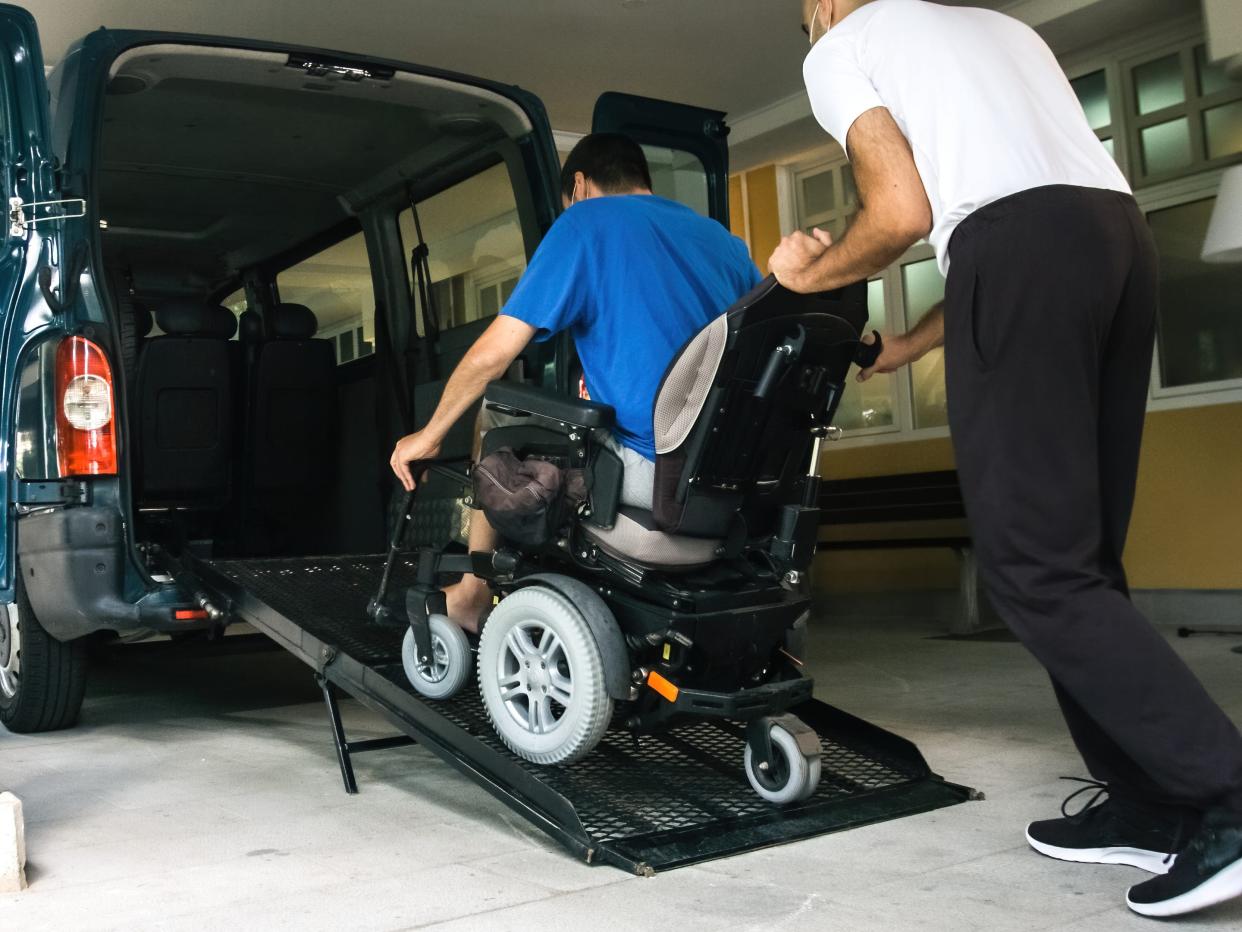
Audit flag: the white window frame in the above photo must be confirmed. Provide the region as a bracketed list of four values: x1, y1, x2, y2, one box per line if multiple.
[1138, 168, 1242, 410]
[1063, 57, 1131, 180]
[473, 263, 523, 319]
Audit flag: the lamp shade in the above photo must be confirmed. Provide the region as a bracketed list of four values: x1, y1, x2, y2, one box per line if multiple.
[1202, 165, 1242, 263]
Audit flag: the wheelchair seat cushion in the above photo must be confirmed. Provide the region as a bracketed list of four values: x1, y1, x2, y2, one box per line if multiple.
[582, 506, 721, 569]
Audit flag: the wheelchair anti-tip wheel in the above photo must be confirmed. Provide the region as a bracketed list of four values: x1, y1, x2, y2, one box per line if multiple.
[744, 719, 823, 805]
[477, 586, 613, 765]
[402, 614, 473, 700]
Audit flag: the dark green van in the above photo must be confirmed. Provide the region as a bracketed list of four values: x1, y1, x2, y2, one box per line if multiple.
[0, 4, 731, 731]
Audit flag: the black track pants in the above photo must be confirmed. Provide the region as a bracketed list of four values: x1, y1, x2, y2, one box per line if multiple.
[943, 185, 1242, 815]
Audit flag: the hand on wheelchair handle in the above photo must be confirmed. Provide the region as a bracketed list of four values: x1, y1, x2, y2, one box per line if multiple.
[854, 330, 884, 370]
[391, 429, 442, 492]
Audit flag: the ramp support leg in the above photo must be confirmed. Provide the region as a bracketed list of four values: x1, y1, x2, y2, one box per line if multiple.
[317, 674, 416, 794]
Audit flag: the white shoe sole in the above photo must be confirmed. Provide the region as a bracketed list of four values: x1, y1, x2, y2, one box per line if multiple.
[1127, 857, 1242, 917]
[1025, 824, 1173, 874]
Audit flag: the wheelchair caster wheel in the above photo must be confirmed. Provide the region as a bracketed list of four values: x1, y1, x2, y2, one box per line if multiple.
[744, 720, 822, 805]
[478, 585, 613, 765]
[402, 614, 472, 700]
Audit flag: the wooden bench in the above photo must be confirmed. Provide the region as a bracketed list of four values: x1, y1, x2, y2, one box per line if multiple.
[816, 470, 992, 635]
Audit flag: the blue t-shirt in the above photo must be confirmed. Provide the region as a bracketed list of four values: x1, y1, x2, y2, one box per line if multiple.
[501, 195, 761, 460]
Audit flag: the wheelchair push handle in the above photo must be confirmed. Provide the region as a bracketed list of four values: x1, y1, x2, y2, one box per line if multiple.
[854, 330, 883, 370]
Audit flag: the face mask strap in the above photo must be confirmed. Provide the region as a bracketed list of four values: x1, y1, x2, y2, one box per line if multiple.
[809, 1, 825, 45]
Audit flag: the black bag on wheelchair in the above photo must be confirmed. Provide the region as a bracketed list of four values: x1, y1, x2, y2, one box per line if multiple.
[472, 447, 574, 546]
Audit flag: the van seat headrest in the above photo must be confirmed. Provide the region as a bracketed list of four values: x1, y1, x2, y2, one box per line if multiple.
[238, 309, 264, 344]
[132, 301, 154, 338]
[271, 303, 318, 340]
[156, 301, 238, 339]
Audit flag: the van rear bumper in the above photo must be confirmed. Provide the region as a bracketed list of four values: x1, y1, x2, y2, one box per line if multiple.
[17, 506, 211, 641]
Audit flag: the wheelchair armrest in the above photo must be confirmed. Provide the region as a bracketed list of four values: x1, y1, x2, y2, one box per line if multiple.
[484, 381, 615, 430]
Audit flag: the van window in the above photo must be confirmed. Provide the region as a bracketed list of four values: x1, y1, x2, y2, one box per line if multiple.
[399, 163, 525, 334]
[642, 145, 710, 217]
[221, 287, 247, 337]
[277, 229, 376, 364]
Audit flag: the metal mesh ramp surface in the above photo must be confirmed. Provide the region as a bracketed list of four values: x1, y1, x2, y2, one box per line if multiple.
[195, 554, 973, 873]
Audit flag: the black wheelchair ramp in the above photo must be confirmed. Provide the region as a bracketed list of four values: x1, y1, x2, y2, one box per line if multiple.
[189, 553, 974, 875]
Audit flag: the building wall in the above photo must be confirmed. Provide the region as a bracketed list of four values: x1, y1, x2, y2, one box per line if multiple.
[810, 401, 1242, 593]
[730, 166, 783, 274]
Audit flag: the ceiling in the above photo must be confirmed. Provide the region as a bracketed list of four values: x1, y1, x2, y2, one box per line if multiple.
[22, 0, 997, 133]
[22, 0, 1206, 164]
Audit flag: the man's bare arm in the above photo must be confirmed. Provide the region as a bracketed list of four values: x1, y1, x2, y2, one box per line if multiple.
[390, 315, 536, 490]
[858, 301, 943, 383]
[768, 107, 933, 293]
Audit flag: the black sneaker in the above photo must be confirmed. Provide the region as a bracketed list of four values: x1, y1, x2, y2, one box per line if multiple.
[1025, 779, 1189, 874]
[1127, 809, 1242, 917]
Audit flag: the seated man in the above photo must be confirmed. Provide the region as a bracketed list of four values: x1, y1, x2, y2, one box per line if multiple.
[390, 133, 760, 631]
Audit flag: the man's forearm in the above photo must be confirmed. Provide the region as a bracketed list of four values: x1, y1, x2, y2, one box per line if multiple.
[797, 208, 922, 293]
[422, 349, 509, 444]
[907, 301, 945, 357]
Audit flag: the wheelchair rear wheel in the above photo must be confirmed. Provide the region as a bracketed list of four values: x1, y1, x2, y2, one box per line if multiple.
[478, 586, 613, 765]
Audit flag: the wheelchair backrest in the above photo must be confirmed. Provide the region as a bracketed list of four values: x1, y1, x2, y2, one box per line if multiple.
[650, 276, 868, 538]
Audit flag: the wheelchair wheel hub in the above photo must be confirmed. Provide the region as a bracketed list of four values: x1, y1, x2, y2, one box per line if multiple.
[417, 633, 451, 684]
[497, 620, 574, 736]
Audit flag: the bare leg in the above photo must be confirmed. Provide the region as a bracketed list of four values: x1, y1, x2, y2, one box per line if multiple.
[443, 508, 497, 634]
[442, 410, 497, 634]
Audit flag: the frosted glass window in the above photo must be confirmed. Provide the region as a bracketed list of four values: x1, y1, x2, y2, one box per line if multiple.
[1204, 100, 1242, 161]
[1134, 54, 1185, 115]
[1196, 45, 1239, 98]
[832, 279, 895, 431]
[902, 258, 948, 429]
[1072, 70, 1111, 130]
[1149, 197, 1242, 388]
[802, 171, 835, 217]
[1141, 118, 1192, 175]
[1101, 137, 1116, 159]
[842, 165, 858, 206]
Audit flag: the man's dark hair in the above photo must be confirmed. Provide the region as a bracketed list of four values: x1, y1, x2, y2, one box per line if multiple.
[560, 133, 653, 202]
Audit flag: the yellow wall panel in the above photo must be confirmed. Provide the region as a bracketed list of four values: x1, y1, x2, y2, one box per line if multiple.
[728, 175, 746, 240]
[744, 166, 781, 275]
[813, 404, 1242, 592]
[1126, 403, 1242, 589]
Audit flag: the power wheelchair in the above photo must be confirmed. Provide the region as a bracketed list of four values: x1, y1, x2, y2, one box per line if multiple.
[383, 276, 875, 804]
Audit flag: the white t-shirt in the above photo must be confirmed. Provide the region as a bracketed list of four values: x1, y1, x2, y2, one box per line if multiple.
[803, 0, 1130, 274]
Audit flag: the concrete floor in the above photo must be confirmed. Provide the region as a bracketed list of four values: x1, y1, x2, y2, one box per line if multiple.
[2, 608, 1241, 931]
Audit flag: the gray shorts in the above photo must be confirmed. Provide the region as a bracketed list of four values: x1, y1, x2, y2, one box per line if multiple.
[479, 407, 654, 511]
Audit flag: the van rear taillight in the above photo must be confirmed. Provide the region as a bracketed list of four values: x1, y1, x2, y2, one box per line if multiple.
[55, 336, 118, 476]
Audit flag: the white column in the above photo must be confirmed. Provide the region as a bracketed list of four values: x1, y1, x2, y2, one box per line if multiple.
[0, 792, 26, 893]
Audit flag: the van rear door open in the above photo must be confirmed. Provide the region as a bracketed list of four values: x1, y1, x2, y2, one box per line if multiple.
[0, 3, 57, 601]
[591, 91, 731, 227]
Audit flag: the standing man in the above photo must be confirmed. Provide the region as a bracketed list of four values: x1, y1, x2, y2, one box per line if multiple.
[770, 0, 1242, 918]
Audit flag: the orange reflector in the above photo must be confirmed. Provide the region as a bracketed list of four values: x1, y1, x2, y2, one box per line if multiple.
[647, 671, 679, 703]
[175, 609, 210, 621]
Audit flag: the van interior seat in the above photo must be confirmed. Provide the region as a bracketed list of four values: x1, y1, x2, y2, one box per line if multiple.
[135, 300, 237, 506]
[249, 302, 338, 495]
[235, 302, 338, 554]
